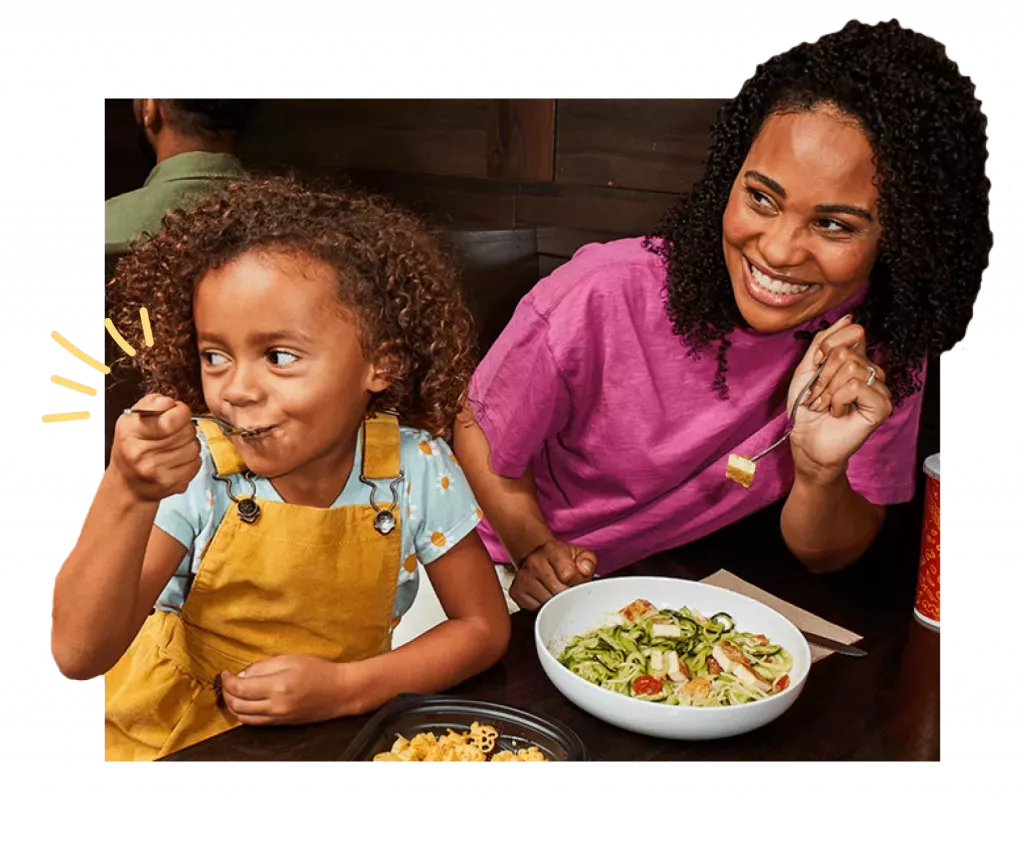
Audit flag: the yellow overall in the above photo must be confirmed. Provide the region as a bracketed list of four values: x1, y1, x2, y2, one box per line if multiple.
[105, 414, 403, 761]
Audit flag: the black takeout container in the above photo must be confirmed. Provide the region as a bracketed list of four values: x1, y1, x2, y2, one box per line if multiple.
[341, 694, 588, 761]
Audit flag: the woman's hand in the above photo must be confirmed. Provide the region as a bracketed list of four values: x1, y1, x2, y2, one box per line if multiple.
[788, 315, 893, 483]
[220, 654, 360, 725]
[509, 539, 597, 611]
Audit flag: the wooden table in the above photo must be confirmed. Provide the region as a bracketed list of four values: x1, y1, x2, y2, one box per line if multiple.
[164, 488, 938, 761]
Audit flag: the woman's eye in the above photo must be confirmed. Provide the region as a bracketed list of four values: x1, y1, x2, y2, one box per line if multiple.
[202, 352, 228, 366]
[819, 218, 853, 235]
[268, 349, 299, 366]
[746, 188, 775, 210]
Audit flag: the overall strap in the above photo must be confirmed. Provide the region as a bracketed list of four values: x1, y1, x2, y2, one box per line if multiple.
[194, 418, 247, 477]
[361, 412, 402, 480]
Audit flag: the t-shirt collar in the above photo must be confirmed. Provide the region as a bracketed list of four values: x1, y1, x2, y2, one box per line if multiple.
[143, 151, 244, 188]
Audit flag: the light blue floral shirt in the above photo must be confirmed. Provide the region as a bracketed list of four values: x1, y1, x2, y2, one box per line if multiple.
[153, 425, 482, 619]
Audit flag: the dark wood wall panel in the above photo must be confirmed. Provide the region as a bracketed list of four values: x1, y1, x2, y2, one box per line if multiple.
[516, 182, 674, 235]
[486, 100, 556, 182]
[555, 99, 721, 193]
[344, 169, 519, 229]
[107, 99, 716, 239]
[240, 99, 494, 178]
[535, 226, 626, 258]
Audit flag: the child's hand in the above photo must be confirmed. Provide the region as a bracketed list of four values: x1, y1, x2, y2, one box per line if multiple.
[111, 394, 201, 502]
[219, 655, 356, 725]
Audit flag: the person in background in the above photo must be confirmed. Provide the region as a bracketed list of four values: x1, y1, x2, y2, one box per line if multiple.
[105, 99, 253, 246]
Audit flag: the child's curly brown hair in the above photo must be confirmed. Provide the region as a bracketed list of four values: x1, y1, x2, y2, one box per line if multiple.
[109, 176, 476, 439]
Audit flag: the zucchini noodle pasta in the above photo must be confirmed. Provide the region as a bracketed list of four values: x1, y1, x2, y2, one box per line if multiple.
[557, 600, 793, 707]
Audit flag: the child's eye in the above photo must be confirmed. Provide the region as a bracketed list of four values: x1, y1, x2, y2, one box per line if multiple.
[267, 349, 299, 366]
[202, 351, 229, 367]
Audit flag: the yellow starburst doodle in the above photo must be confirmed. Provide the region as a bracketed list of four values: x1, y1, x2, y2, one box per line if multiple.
[42, 412, 91, 423]
[43, 308, 155, 424]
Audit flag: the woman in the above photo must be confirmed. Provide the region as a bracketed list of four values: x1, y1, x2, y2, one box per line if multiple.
[454, 19, 991, 610]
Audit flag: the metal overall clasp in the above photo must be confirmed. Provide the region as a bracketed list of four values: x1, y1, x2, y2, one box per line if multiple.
[214, 470, 262, 524]
[359, 472, 405, 535]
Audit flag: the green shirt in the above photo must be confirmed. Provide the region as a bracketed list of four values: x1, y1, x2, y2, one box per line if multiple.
[105, 151, 246, 246]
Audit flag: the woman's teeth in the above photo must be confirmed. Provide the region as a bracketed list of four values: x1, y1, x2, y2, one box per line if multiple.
[749, 261, 814, 295]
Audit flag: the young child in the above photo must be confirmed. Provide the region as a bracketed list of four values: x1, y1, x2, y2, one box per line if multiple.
[52, 177, 511, 761]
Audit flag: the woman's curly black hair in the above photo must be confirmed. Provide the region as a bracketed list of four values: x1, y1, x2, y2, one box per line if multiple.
[109, 175, 476, 440]
[647, 19, 991, 405]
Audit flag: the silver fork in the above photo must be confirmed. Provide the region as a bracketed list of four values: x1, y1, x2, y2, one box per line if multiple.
[747, 360, 828, 464]
[727, 361, 829, 488]
[123, 409, 271, 438]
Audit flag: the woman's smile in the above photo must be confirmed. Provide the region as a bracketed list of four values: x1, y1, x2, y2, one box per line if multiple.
[742, 256, 822, 308]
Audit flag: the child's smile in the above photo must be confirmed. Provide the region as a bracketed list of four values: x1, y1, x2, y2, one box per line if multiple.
[193, 249, 391, 507]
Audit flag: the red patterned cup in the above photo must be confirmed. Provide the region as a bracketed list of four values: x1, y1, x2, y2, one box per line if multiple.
[914, 454, 940, 630]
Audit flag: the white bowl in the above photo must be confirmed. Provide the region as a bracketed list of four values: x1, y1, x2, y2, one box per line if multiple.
[535, 576, 811, 741]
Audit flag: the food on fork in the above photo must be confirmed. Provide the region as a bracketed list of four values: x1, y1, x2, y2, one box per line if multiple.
[725, 362, 828, 489]
[726, 454, 757, 488]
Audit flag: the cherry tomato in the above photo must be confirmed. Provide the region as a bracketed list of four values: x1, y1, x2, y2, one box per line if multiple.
[631, 675, 663, 696]
[775, 674, 790, 691]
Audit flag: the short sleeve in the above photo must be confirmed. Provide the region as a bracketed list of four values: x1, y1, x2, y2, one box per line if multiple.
[404, 431, 483, 566]
[845, 358, 927, 505]
[152, 436, 216, 551]
[468, 296, 572, 478]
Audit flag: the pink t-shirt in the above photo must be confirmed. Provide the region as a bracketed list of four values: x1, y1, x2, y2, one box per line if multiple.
[469, 237, 925, 572]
